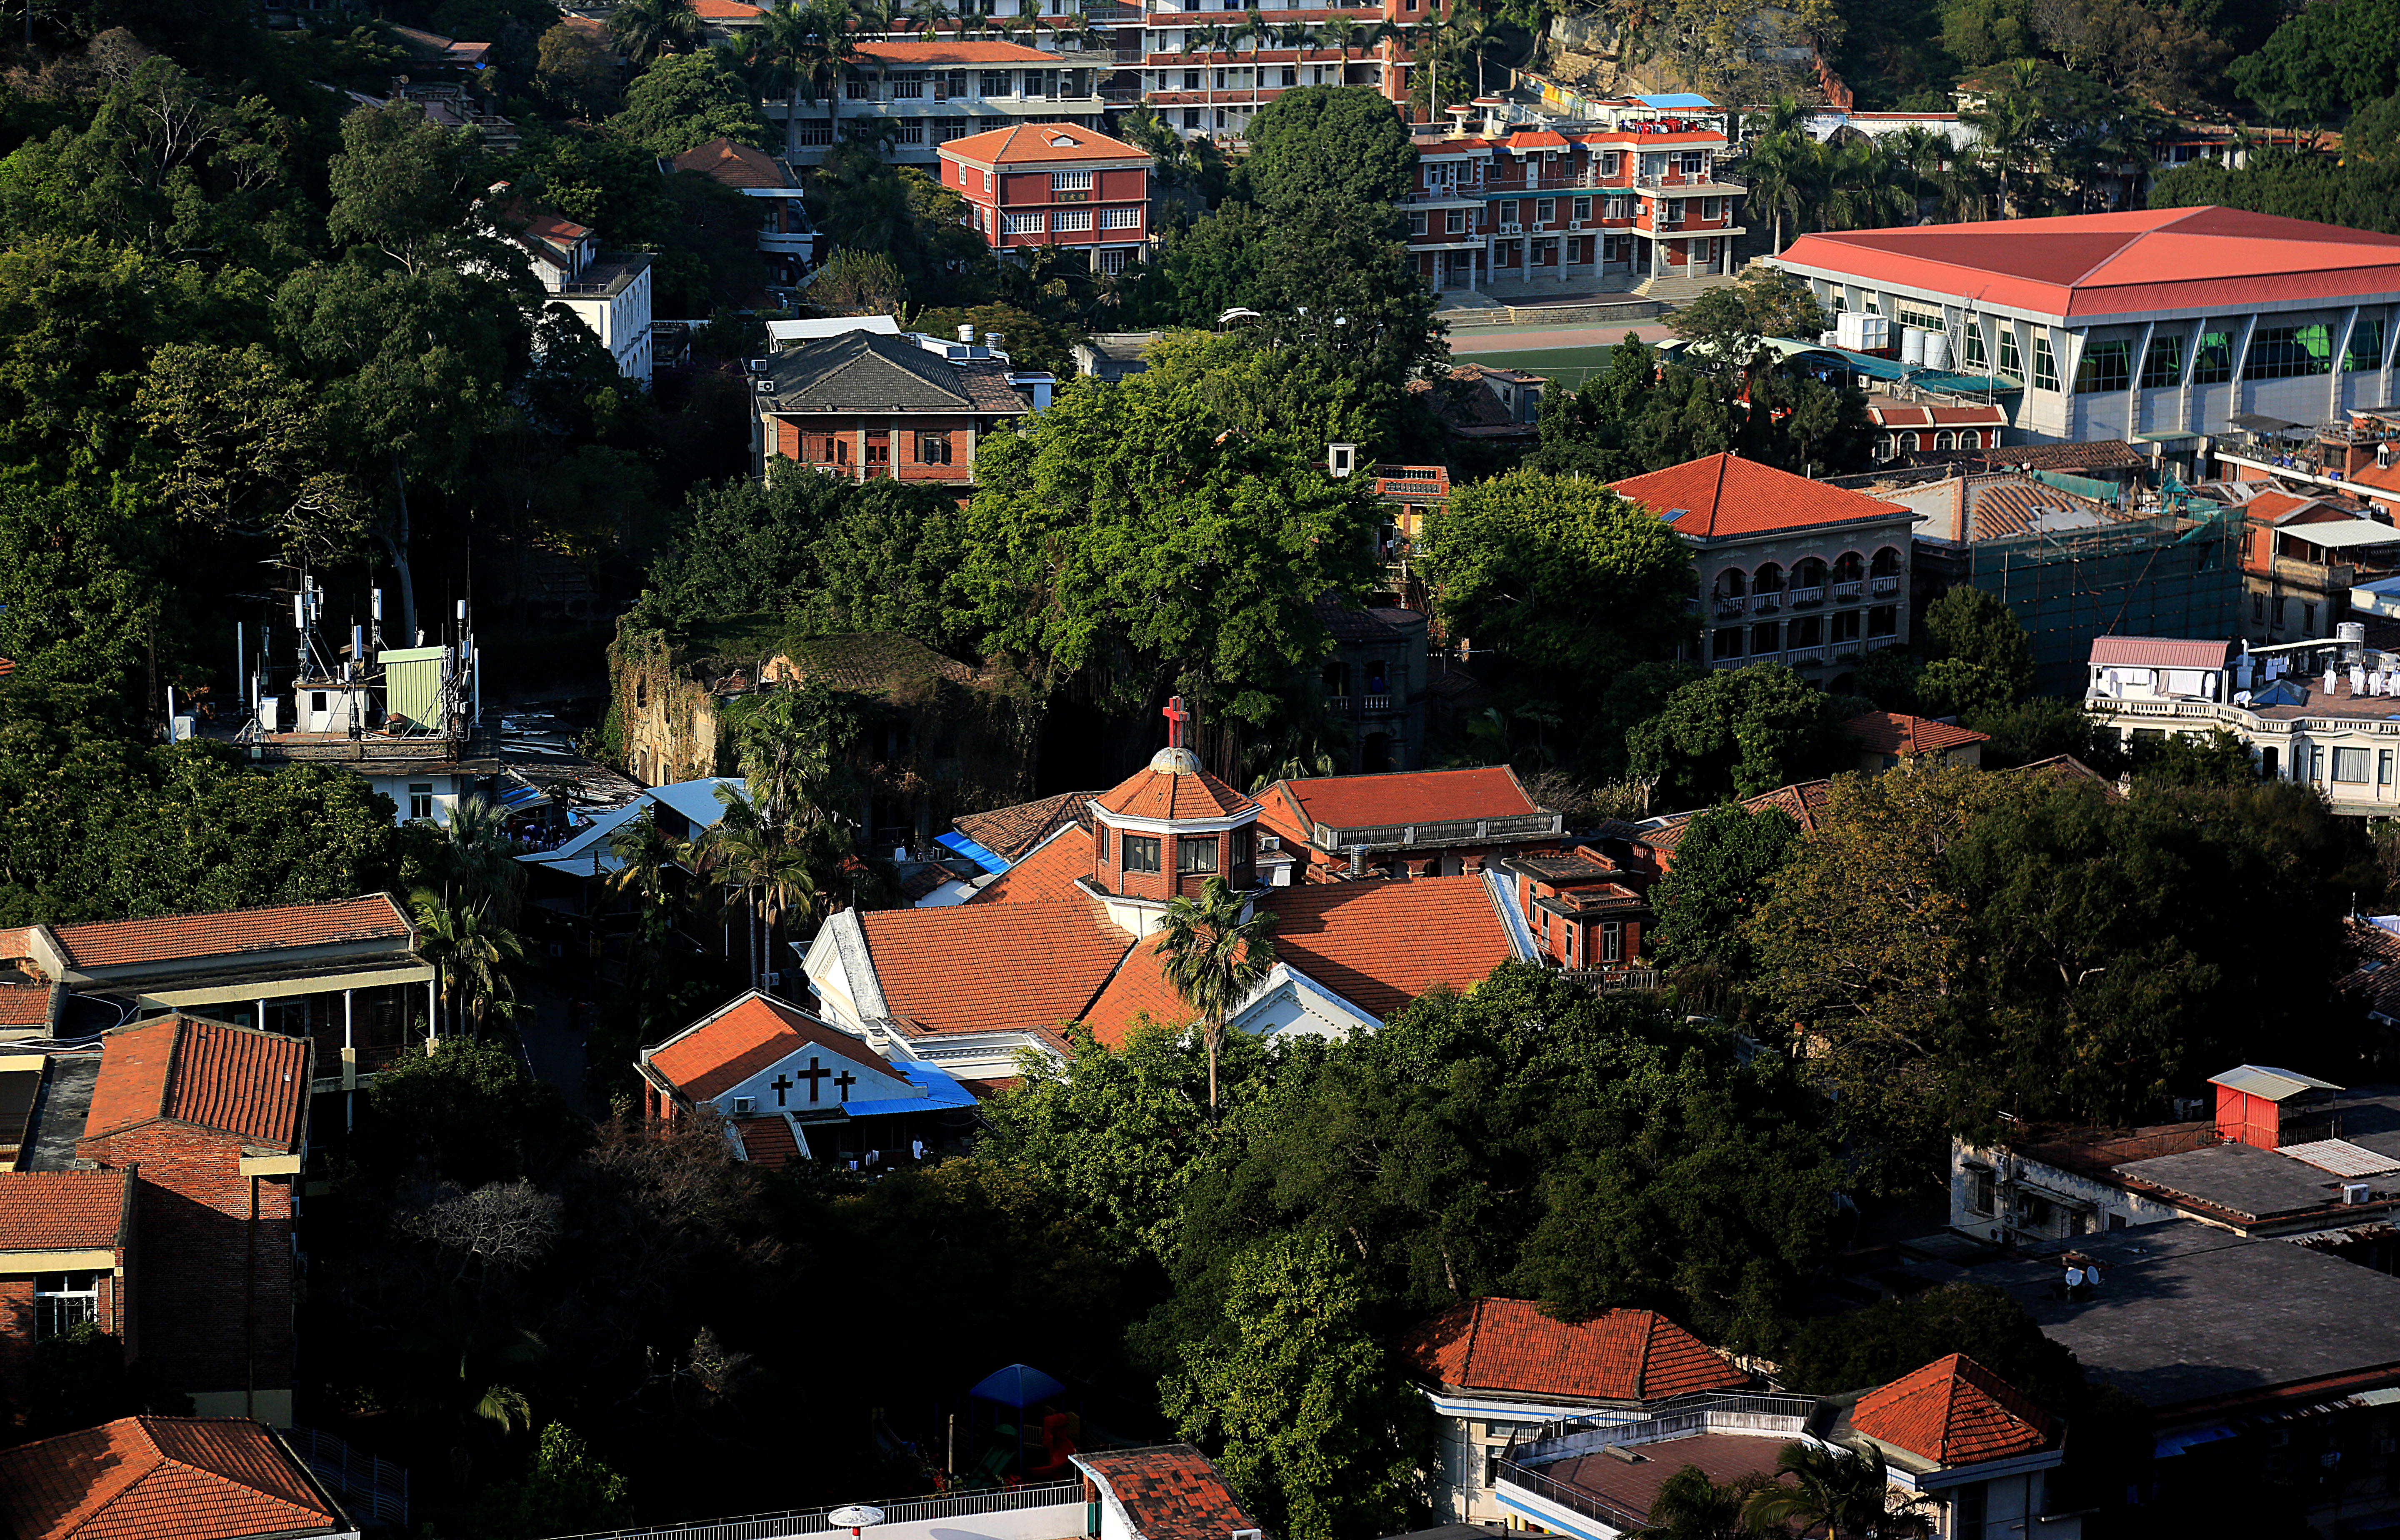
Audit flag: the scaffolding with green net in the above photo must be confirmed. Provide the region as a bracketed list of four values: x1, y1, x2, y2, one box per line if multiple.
[1970, 501, 2244, 691]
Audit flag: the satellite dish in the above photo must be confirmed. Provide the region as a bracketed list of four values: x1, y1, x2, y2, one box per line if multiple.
[831, 1507, 886, 1534]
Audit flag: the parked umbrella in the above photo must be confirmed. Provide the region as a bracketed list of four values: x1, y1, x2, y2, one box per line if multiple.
[968, 1363, 1065, 1409]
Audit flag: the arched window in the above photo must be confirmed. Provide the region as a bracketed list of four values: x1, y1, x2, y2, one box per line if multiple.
[1934, 431, 1955, 450]
[1714, 567, 1748, 598]
[1899, 431, 1920, 452]
[1792, 557, 1827, 596]
[1959, 430, 1980, 449]
[1753, 562, 1785, 593]
[1870, 547, 1902, 577]
[1833, 551, 1866, 582]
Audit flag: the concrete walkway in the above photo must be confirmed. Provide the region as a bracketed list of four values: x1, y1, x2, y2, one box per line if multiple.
[1451, 321, 1675, 354]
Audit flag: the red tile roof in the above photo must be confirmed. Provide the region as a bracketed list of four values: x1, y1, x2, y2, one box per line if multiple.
[1093, 760, 1258, 822]
[1840, 711, 1990, 757]
[2089, 636, 2238, 670]
[1082, 934, 1200, 1048]
[0, 1416, 342, 1540]
[1852, 1353, 2051, 1467]
[1775, 206, 2400, 321]
[0, 1170, 132, 1252]
[692, 0, 761, 17]
[669, 136, 795, 189]
[49, 895, 411, 972]
[939, 121, 1151, 166]
[0, 980, 59, 1027]
[729, 1115, 802, 1169]
[1075, 1445, 1260, 1540]
[1865, 403, 2009, 428]
[855, 37, 1055, 63]
[968, 822, 1093, 905]
[1256, 878, 1513, 1016]
[1611, 453, 1913, 538]
[645, 993, 884, 1102]
[954, 791, 1097, 862]
[80, 1017, 309, 1151]
[1639, 780, 1836, 860]
[1271, 765, 1541, 835]
[1399, 1298, 1746, 1401]
[860, 902, 1130, 1037]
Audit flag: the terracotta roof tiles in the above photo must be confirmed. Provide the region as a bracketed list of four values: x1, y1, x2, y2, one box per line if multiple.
[967, 822, 1093, 905]
[668, 136, 796, 189]
[1611, 453, 1913, 539]
[0, 1170, 131, 1253]
[80, 1017, 309, 1151]
[1839, 711, 1990, 757]
[729, 1116, 802, 1169]
[0, 980, 60, 1027]
[0, 1415, 344, 1540]
[49, 895, 411, 972]
[940, 120, 1151, 165]
[859, 902, 1131, 1037]
[855, 37, 1055, 63]
[1256, 878, 1513, 1017]
[1093, 760, 1258, 821]
[645, 994, 883, 1103]
[1272, 765, 1540, 836]
[1639, 780, 1836, 860]
[953, 791, 1097, 862]
[1852, 1353, 2052, 1467]
[1398, 1298, 1746, 1401]
[1082, 935, 1200, 1048]
[1074, 1446, 1260, 1540]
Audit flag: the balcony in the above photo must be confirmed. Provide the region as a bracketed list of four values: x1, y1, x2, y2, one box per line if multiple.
[1750, 590, 1781, 613]
[1712, 594, 1748, 618]
[1832, 580, 1863, 602]
[1632, 171, 1746, 192]
[1310, 811, 1564, 852]
[1785, 645, 1827, 665]
[1786, 585, 1824, 607]
[1870, 575, 1900, 596]
[2273, 554, 2356, 588]
[1360, 692, 1395, 710]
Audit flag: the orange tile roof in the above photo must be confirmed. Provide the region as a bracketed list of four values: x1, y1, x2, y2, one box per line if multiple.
[954, 790, 1096, 862]
[49, 895, 411, 972]
[693, 0, 761, 17]
[80, 1017, 309, 1151]
[1256, 878, 1513, 1016]
[0, 1416, 342, 1540]
[968, 822, 1093, 904]
[1839, 711, 1990, 757]
[1398, 1298, 1746, 1401]
[860, 902, 1130, 1037]
[1272, 765, 1540, 835]
[1075, 1446, 1260, 1540]
[646, 994, 884, 1102]
[0, 1170, 132, 1252]
[855, 37, 1055, 63]
[1093, 760, 1257, 822]
[1610, 453, 1913, 538]
[0, 980, 59, 1026]
[1082, 934, 1200, 1048]
[939, 121, 1151, 166]
[1852, 1353, 2051, 1467]
[669, 136, 795, 189]
[730, 1115, 801, 1169]
[1639, 780, 1836, 860]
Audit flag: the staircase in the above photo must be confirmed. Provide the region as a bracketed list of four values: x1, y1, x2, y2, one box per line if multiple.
[1635, 268, 1741, 303]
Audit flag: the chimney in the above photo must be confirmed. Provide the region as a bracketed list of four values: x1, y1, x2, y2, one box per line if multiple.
[958, 323, 978, 342]
[983, 330, 1005, 350]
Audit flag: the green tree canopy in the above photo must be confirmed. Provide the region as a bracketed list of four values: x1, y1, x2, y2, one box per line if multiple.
[1915, 585, 2035, 717]
[1628, 663, 1847, 806]
[610, 52, 776, 158]
[1650, 802, 1803, 976]
[1237, 85, 1415, 212]
[1421, 470, 1693, 683]
[2231, 0, 2400, 118]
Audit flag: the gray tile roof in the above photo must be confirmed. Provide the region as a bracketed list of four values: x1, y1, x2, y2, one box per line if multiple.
[2114, 1140, 2353, 1220]
[764, 331, 1028, 415]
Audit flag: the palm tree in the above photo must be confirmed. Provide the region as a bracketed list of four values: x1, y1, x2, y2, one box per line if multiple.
[1962, 58, 2048, 218]
[755, 0, 820, 156]
[697, 795, 823, 992]
[439, 796, 526, 927]
[1742, 1441, 1934, 1540]
[411, 890, 526, 1040]
[1452, 0, 1506, 100]
[795, 0, 861, 146]
[908, 0, 955, 35]
[1157, 874, 1278, 1114]
[1634, 1465, 1763, 1540]
[608, 0, 705, 62]
[605, 808, 693, 959]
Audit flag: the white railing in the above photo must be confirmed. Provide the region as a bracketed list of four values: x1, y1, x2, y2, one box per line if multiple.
[1870, 575, 1900, 595]
[1832, 580, 1862, 601]
[1360, 692, 1395, 710]
[1786, 585, 1824, 606]
[1713, 594, 1748, 616]
[1751, 590, 1781, 612]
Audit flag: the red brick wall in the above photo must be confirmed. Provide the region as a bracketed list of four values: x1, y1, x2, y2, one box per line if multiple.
[78, 1125, 295, 1400]
[0, 1265, 129, 1385]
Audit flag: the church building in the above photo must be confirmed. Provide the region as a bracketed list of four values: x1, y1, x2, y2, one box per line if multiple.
[802, 700, 1536, 1085]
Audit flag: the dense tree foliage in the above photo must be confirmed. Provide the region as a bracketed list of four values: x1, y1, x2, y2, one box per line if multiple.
[1628, 663, 1858, 805]
[1650, 803, 1803, 977]
[1533, 335, 1873, 482]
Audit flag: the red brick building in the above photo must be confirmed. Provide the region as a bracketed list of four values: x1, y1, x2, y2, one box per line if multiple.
[1255, 765, 1565, 880]
[936, 121, 1152, 273]
[755, 329, 1040, 487]
[1495, 848, 1655, 975]
[0, 1171, 135, 1388]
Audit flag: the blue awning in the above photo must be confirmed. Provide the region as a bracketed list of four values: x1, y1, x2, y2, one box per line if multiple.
[840, 1059, 981, 1119]
[936, 830, 1011, 875]
[1638, 92, 1715, 108]
[970, 1363, 1066, 1408]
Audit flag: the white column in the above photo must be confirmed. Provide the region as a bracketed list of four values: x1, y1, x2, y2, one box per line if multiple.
[2129, 319, 2154, 441]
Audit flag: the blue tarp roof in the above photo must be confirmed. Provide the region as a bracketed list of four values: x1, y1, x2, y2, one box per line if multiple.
[840, 1058, 980, 1120]
[970, 1364, 1065, 1408]
[1638, 92, 1715, 108]
[645, 777, 748, 829]
[936, 830, 1011, 875]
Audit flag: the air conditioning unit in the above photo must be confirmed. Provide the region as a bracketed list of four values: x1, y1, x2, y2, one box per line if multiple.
[1502, 221, 1522, 234]
[732, 1096, 756, 1116]
[2345, 1181, 2375, 1204]
[1568, 220, 1584, 230]
[756, 379, 778, 394]
[745, 357, 770, 374]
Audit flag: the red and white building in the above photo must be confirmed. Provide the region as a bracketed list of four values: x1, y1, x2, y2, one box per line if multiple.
[1770, 207, 2400, 462]
[938, 121, 1152, 272]
[1864, 399, 2009, 460]
[1403, 97, 1743, 294]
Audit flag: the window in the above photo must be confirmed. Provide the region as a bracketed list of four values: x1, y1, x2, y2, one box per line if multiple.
[1899, 431, 1919, 452]
[797, 119, 835, 145]
[1280, 66, 1296, 85]
[1701, 196, 1720, 220]
[1445, 209, 1468, 235]
[1097, 248, 1130, 275]
[1409, 210, 1428, 235]
[1535, 198, 1555, 222]
[1052, 168, 1093, 192]
[2192, 328, 2233, 383]
[1897, 304, 1942, 332]
[1601, 150, 1620, 177]
[2032, 333, 2060, 390]
[2312, 746, 2327, 781]
[1176, 835, 1218, 873]
[2254, 591, 2267, 622]
[1712, 628, 1743, 660]
[917, 432, 953, 465]
[1934, 431, 1954, 450]
[310, 690, 328, 714]
[1182, 68, 1201, 90]
[1227, 826, 1251, 865]
[2382, 749, 2394, 786]
[891, 71, 928, 97]
[2140, 332, 2184, 388]
[408, 783, 433, 820]
[865, 437, 890, 466]
[1964, 318, 1987, 368]
[1997, 326, 2021, 378]
[1052, 208, 1092, 230]
[1122, 833, 1161, 873]
[1183, 108, 1203, 128]
[1752, 620, 1780, 653]
[2305, 601, 2319, 632]
[1093, 205, 1136, 233]
[1572, 195, 1592, 220]
[2350, 317, 2390, 371]
[846, 75, 874, 99]
[982, 70, 1010, 95]
[2075, 338, 2132, 392]
[1601, 921, 1622, 962]
[1002, 211, 1044, 234]
[1961, 430, 1981, 449]
[1095, 823, 1109, 861]
[1970, 1172, 1995, 1213]
[1832, 610, 1862, 644]
[2247, 323, 2335, 380]
[35, 1272, 98, 1338]
[2336, 747, 2371, 782]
